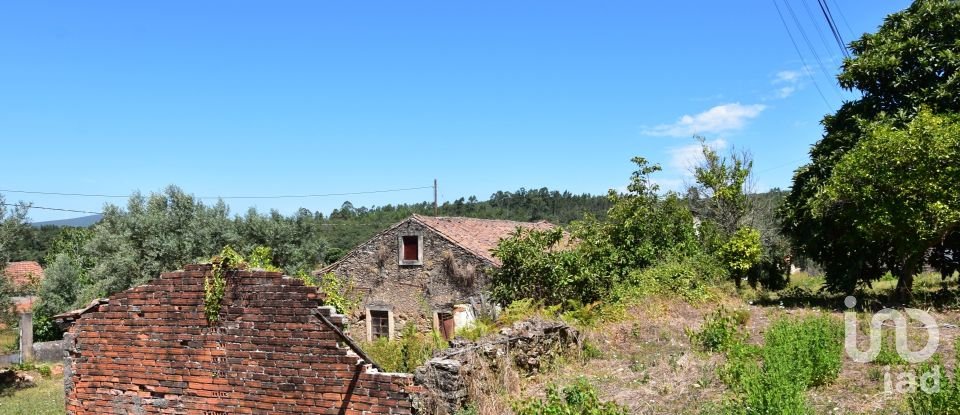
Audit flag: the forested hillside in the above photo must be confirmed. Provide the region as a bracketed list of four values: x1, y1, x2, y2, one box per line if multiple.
[4, 187, 611, 267]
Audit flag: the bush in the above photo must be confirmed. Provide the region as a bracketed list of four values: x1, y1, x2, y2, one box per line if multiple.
[513, 377, 628, 415]
[907, 341, 960, 414]
[491, 227, 587, 306]
[361, 324, 447, 373]
[718, 314, 844, 415]
[690, 307, 748, 352]
[762, 315, 844, 387]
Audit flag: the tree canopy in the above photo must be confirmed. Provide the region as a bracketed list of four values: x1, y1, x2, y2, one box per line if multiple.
[781, 0, 960, 296]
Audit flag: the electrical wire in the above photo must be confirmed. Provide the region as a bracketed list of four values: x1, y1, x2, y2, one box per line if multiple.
[817, 0, 851, 59]
[801, 0, 843, 67]
[827, 0, 856, 40]
[0, 185, 434, 200]
[783, 0, 844, 99]
[772, 0, 835, 111]
[0, 203, 99, 215]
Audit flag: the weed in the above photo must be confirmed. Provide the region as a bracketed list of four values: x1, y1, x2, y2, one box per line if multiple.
[718, 314, 843, 415]
[581, 340, 603, 360]
[513, 377, 629, 415]
[689, 307, 747, 352]
[361, 324, 447, 373]
[907, 340, 960, 414]
[457, 318, 495, 341]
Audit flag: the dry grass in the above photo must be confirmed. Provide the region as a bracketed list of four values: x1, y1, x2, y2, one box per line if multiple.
[494, 289, 960, 415]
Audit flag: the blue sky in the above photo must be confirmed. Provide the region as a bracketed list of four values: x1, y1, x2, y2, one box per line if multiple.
[1, 1, 910, 222]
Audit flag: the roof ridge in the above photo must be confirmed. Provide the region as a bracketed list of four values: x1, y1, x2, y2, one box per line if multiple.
[414, 214, 554, 226]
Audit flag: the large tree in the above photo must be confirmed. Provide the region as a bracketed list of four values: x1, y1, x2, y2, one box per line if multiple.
[813, 111, 960, 296]
[781, 0, 960, 296]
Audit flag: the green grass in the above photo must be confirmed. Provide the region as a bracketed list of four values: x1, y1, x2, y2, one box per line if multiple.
[0, 374, 65, 415]
[0, 328, 18, 353]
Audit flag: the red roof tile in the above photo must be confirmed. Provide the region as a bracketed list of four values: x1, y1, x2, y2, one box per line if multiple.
[3, 261, 44, 289]
[411, 214, 555, 266]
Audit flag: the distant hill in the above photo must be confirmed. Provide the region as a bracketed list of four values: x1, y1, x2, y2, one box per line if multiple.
[32, 214, 103, 228]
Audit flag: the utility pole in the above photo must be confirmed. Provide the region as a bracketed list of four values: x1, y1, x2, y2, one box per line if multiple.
[433, 179, 438, 216]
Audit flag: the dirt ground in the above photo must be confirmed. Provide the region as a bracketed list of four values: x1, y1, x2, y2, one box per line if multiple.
[515, 292, 960, 415]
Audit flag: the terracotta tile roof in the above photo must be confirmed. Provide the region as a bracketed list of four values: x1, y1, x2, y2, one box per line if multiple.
[411, 214, 555, 266]
[3, 261, 44, 289]
[12, 296, 37, 314]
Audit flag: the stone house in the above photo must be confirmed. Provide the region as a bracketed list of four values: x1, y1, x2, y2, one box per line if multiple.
[54, 264, 419, 414]
[317, 214, 554, 342]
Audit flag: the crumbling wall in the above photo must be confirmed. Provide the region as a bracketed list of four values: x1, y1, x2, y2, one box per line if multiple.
[413, 320, 581, 414]
[64, 264, 419, 414]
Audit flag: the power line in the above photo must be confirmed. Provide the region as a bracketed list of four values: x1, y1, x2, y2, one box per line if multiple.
[801, 0, 843, 68]
[0, 203, 99, 215]
[783, 0, 844, 99]
[817, 0, 851, 59]
[0, 185, 434, 200]
[771, 0, 835, 111]
[827, 0, 856, 40]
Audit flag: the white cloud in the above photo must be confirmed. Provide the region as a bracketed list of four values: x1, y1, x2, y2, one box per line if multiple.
[642, 104, 766, 137]
[775, 70, 802, 84]
[770, 66, 814, 99]
[668, 138, 728, 174]
[775, 86, 797, 99]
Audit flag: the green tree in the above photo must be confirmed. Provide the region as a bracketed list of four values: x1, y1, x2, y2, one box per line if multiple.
[34, 254, 82, 341]
[719, 227, 763, 289]
[781, 0, 960, 295]
[690, 138, 753, 237]
[78, 186, 239, 304]
[0, 195, 30, 264]
[491, 227, 583, 305]
[577, 157, 699, 277]
[812, 111, 960, 298]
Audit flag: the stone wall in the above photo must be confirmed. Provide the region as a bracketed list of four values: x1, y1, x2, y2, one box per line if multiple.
[0, 340, 65, 365]
[413, 319, 581, 414]
[324, 220, 493, 340]
[64, 264, 419, 414]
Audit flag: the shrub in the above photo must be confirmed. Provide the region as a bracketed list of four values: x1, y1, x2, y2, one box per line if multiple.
[361, 324, 447, 373]
[491, 227, 586, 306]
[456, 318, 495, 341]
[907, 339, 960, 414]
[762, 315, 844, 387]
[718, 227, 763, 288]
[719, 314, 844, 415]
[513, 377, 628, 415]
[317, 272, 357, 314]
[690, 307, 748, 352]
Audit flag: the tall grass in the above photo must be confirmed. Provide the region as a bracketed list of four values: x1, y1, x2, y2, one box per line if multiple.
[705, 313, 844, 415]
[361, 324, 447, 373]
[513, 377, 628, 415]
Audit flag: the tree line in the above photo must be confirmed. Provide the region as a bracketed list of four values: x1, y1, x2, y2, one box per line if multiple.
[0, 186, 612, 340]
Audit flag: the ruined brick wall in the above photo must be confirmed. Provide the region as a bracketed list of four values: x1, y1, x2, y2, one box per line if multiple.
[64, 264, 418, 414]
[323, 220, 492, 340]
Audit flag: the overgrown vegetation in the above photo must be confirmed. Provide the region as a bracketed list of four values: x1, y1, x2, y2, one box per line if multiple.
[512, 377, 629, 415]
[205, 246, 248, 323]
[360, 324, 447, 373]
[907, 346, 960, 414]
[707, 314, 844, 415]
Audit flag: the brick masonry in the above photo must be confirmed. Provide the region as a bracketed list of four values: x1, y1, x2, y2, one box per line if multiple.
[63, 264, 420, 414]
